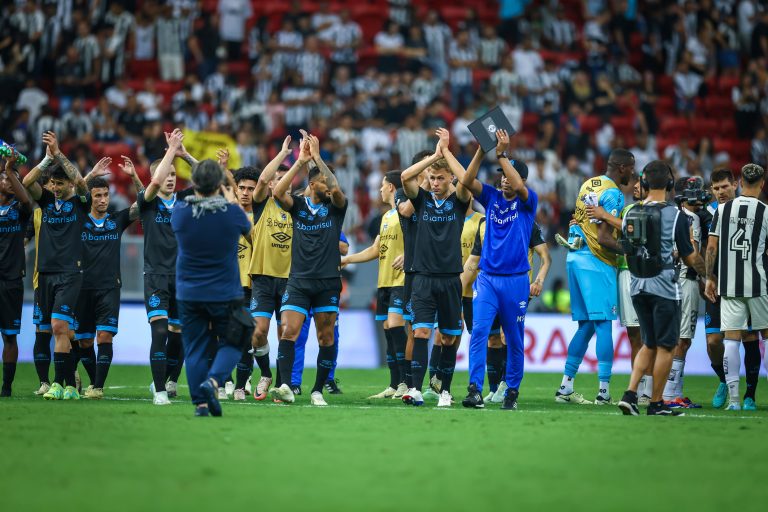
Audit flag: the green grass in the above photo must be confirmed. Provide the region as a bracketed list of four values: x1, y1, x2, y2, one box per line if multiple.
[2, 364, 767, 512]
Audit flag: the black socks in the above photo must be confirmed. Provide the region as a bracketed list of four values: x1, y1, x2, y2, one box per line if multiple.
[390, 326, 408, 386]
[438, 343, 458, 393]
[313, 345, 335, 393]
[744, 341, 761, 400]
[150, 319, 168, 392]
[428, 344, 442, 380]
[487, 346, 505, 392]
[79, 344, 96, 386]
[411, 337, 429, 391]
[277, 340, 295, 388]
[165, 330, 184, 383]
[33, 331, 51, 383]
[235, 348, 253, 390]
[95, 343, 113, 389]
[384, 329, 399, 389]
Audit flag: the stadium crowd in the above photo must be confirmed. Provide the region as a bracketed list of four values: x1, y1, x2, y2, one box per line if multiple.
[3, 0, 768, 241]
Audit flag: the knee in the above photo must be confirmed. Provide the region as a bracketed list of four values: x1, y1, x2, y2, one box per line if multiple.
[317, 330, 334, 347]
[2, 334, 16, 346]
[488, 334, 502, 348]
[80, 338, 95, 349]
[253, 323, 269, 342]
[51, 319, 69, 337]
[280, 324, 300, 341]
[96, 332, 113, 345]
[706, 335, 723, 350]
[414, 328, 431, 339]
[679, 338, 692, 352]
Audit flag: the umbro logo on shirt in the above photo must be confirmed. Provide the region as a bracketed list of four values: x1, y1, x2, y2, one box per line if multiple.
[271, 232, 291, 243]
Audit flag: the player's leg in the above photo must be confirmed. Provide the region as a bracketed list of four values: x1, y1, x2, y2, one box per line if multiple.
[721, 297, 749, 410]
[165, 282, 184, 396]
[86, 289, 117, 398]
[664, 279, 698, 406]
[370, 288, 398, 398]
[494, 273, 530, 410]
[402, 273, 415, 390]
[488, 326, 506, 403]
[291, 313, 311, 391]
[324, 315, 342, 393]
[44, 273, 82, 400]
[433, 276, 463, 406]
[0, 279, 23, 396]
[744, 297, 768, 409]
[32, 287, 53, 392]
[705, 297, 728, 407]
[177, 300, 214, 414]
[74, 291, 97, 391]
[407, 274, 437, 405]
[145, 274, 170, 398]
[387, 286, 408, 398]
[646, 296, 683, 415]
[273, 279, 310, 403]
[308, 279, 342, 405]
[589, 258, 619, 404]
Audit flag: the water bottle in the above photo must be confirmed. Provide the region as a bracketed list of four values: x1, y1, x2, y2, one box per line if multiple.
[0, 140, 28, 164]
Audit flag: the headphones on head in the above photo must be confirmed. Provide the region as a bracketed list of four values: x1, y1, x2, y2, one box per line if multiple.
[640, 161, 675, 192]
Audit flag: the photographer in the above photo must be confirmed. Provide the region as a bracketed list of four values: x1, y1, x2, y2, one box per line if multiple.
[660, 178, 710, 407]
[617, 161, 706, 416]
[171, 160, 253, 417]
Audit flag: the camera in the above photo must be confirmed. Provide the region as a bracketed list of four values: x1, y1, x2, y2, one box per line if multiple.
[674, 177, 712, 206]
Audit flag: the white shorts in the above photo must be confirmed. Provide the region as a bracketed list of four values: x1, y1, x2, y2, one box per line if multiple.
[618, 269, 639, 327]
[721, 295, 768, 332]
[679, 278, 699, 339]
[159, 54, 184, 81]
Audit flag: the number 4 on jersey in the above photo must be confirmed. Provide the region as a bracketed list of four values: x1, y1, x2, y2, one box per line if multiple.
[729, 228, 751, 260]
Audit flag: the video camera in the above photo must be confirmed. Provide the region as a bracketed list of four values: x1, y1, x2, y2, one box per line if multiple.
[674, 177, 711, 206]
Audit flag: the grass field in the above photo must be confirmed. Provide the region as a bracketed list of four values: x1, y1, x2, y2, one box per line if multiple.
[2, 364, 767, 512]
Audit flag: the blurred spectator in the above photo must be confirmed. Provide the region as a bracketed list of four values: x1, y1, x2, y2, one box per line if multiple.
[375, 21, 404, 74]
[298, 35, 326, 88]
[15, 78, 48, 126]
[733, 73, 761, 138]
[157, 2, 185, 81]
[327, 9, 362, 77]
[513, 36, 543, 84]
[273, 19, 303, 73]
[491, 55, 523, 131]
[673, 59, 702, 118]
[61, 98, 93, 140]
[312, 1, 340, 40]
[448, 29, 477, 112]
[630, 132, 659, 173]
[218, 0, 252, 60]
[411, 67, 442, 109]
[751, 127, 768, 168]
[396, 114, 428, 167]
[543, 5, 576, 51]
[555, 155, 583, 229]
[403, 25, 428, 72]
[479, 24, 507, 68]
[188, 13, 222, 80]
[664, 137, 697, 176]
[132, 11, 156, 61]
[423, 9, 451, 81]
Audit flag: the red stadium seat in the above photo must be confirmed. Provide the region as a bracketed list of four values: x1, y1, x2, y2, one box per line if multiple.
[659, 116, 690, 138]
[717, 76, 739, 94]
[439, 6, 469, 30]
[657, 75, 674, 96]
[691, 118, 718, 140]
[578, 115, 600, 134]
[704, 96, 734, 117]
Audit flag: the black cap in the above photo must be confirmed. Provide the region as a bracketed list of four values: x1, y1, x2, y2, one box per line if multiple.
[496, 159, 529, 180]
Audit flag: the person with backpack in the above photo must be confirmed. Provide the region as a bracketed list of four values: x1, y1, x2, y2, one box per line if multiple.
[617, 160, 707, 417]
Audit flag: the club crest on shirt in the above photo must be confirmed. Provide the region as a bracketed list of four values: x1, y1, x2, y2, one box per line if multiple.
[317, 205, 329, 218]
[148, 295, 161, 308]
[55, 201, 73, 214]
[443, 200, 454, 212]
[105, 220, 116, 230]
[330, 296, 338, 305]
[5, 208, 19, 221]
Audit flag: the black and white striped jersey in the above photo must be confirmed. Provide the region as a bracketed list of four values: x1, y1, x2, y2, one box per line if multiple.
[710, 196, 768, 298]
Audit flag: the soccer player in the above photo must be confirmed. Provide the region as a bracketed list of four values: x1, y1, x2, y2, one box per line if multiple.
[248, 137, 293, 400]
[459, 131, 538, 410]
[400, 127, 471, 407]
[587, 175, 653, 402]
[270, 133, 347, 406]
[137, 129, 189, 405]
[23, 132, 91, 400]
[0, 150, 33, 396]
[554, 148, 633, 405]
[171, 160, 253, 416]
[705, 163, 768, 411]
[228, 166, 260, 401]
[342, 171, 407, 399]
[74, 172, 138, 399]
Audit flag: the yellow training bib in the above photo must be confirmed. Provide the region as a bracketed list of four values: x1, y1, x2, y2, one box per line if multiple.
[249, 198, 293, 278]
[238, 211, 254, 288]
[461, 213, 484, 297]
[377, 209, 405, 288]
[573, 176, 621, 267]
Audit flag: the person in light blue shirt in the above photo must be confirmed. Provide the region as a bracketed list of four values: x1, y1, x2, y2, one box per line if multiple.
[458, 130, 538, 410]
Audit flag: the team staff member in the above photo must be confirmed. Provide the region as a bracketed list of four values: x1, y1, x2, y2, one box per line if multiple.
[460, 131, 538, 410]
[705, 163, 768, 411]
[618, 160, 706, 416]
[248, 137, 294, 400]
[342, 171, 407, 399]
[172, 159, 252, 416]
[271, 133, 348, 407]
[0, 150, 32, 396]
[24, 132, 91, 401]
[401, 128, 471, 408]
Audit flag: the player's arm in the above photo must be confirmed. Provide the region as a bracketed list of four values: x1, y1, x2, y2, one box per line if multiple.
[43, 131, 87, 195]
[3, 150, 32, 213]
[145, 129, 183, 201]
[586, 205, 623, 230]
[308, 133, 345, 209]
[596, 220, 623, 253]
[128, 201, 140, 221]
[118, 155, 145, 192]
[460, 254, 481, 291]
[496, 130, 528, 202]
[436, 127, 471, 202]
[401, 143, 442, 199]
[704, 234, 719, 303]
[273, 138, 312, 210]
[530, 243, 551, 297]
[459, 145, 485, 197]
[255, 136, 291, 203]
[83, 157, 112, 185]
[342, 236, 379, 266]
[676, 213, 706, 280]
[168, 130, 198, 168]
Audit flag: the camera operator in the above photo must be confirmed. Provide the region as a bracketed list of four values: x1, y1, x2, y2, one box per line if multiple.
[660, 178, 711, 407]
[617, 161, 707, 416]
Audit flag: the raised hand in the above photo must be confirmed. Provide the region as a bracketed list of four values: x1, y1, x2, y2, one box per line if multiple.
[118, 155, 135, 176]
[216, 148, 230, 169]
[495, 129, 509, 156]
[91, 157, 112, 177]
[42, 131, 61, 157]
[308, 134, 321, 159]
[220, 184, 237, 203]
[166, 129, 184, 151]
[299, 137, 312, 161]
[4, 147, 18, 168]
[280, 135, 292, 154]
[436, 127, 450, 152]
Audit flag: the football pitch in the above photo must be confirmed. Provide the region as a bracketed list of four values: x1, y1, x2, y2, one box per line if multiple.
[2, 364, 767, 512]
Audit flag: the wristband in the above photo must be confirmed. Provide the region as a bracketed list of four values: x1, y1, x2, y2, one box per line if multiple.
[38, 155, 53, 170]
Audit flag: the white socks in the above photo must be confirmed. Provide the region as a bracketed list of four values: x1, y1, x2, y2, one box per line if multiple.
[559, 375, 574, 395]
[598, 381, 610, 398]
[724, 339, 741, 404]
[663, 358, 685, 401]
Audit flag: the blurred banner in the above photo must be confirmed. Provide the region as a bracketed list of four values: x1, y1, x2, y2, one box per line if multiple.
[177, 129, 241, 179]
[16, 307, 758, 375]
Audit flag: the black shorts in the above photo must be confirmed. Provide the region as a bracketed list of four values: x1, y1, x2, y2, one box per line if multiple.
[632, 293, 681, 350]
[281, 277, 342, 317]
[411, 274, 463, 335]
[250, 275, 288, 320]
[705, 297, 721, 335]
[462, 296, 500, 335]
[376, 286, 406, 321]
[144, 273, 180, 326]
[38, 271, 83, 329]
[0, 279, 23, 335]
[75, 288, 121, 340]
[404, 272, 415, 320]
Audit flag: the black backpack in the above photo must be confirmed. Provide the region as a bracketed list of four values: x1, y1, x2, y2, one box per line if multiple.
[621, 202, 671, 278]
